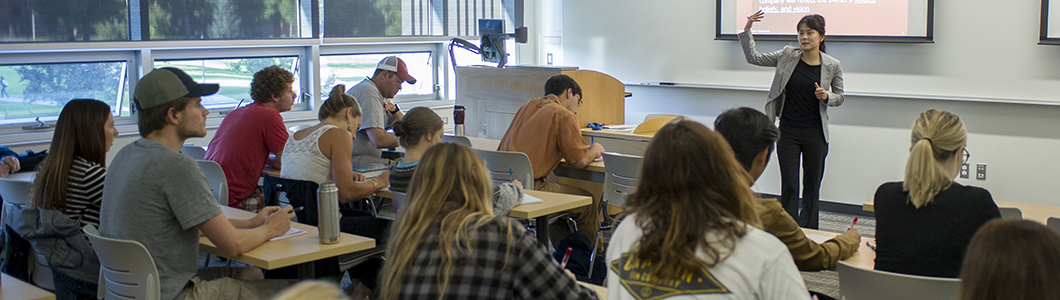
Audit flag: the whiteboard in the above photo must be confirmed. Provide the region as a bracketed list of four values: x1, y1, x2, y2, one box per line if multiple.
[1044, 0, 1060, 41]
[563, 0, 1060, 106]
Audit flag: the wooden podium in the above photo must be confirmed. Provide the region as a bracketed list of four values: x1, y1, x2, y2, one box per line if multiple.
[455, 66, 626, 140]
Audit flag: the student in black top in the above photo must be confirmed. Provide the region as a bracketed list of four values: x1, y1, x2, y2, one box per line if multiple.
[873, 109, 1000, 278]
[740, 13, 844, 229]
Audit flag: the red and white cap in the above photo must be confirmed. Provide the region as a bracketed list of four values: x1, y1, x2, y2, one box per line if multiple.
[377, 56, 417, 84]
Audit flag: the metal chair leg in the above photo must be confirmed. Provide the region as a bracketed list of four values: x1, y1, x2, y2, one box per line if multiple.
[587, 226, 603, 279]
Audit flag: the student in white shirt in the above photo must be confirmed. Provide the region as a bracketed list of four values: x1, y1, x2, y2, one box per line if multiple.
[605, 120, 811, 300]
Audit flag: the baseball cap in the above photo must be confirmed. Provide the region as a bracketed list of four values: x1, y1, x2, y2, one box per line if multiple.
[134, 67, 220, 109]
[376, 56, 417, 85]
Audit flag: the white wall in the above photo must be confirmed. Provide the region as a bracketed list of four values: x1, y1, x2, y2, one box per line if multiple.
[622, 86, 1060, 207]
[561, 0, 1060, 207]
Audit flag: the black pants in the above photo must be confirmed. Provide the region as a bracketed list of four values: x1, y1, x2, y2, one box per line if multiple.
[777, 125, 829, 229]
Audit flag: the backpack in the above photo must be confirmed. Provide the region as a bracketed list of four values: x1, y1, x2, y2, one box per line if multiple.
[552, 231, 607, 285]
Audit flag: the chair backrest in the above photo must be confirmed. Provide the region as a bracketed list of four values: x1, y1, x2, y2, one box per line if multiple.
[180, 145, 206, 160]
[83, 225, 161, 300]
[268, 177, 321, 226]
[602, 152, 642, 208]
[999, 207, 1022, 220]
[471, 149, 534, 190]
[1047, 217, 1060, 234]
[0, 177, 34, 240]
[836, 261, 960, 300]
[196, 160, 229, 205]
[391, 191, 408, 212]
[288, 124, 314, 135]
[442, 135, 473, 148]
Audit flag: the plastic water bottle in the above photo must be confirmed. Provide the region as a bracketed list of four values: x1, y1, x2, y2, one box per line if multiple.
[317, 181, 340, 244]
[454, 105, 465, 136]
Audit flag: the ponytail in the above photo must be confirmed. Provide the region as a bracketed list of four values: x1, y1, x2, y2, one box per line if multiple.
[394, 107, 443, 148]
[902, 109, 966, 208]
[318, 84, 361, 121]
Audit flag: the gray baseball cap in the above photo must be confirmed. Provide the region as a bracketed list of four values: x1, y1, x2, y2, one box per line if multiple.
[134, 67, 219, 109]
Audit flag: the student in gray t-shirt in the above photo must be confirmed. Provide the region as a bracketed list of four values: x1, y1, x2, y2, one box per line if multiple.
[345, 56, 417, 167]
[99, 67, 295, 300]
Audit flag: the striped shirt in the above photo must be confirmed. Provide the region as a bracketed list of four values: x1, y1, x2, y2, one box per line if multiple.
[66, 156, 105, 228]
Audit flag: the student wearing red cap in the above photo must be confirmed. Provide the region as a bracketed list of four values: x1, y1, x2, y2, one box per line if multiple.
[345, 56, 417, 166]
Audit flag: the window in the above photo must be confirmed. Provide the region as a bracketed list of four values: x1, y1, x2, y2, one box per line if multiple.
[319, 52, 435, 101]
[0, 0, 130, 42]
[154, 56, 303, 112]
[146, 0, 311, 40]
[0, 62, 127, 125]
[323, 0, 515, 37]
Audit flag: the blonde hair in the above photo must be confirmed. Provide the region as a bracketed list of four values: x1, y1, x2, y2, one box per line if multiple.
[378, 143, 513, 300]
[270, 281, 349, 300]
[318, 84, 361, 121]
[903, 109, 966, 208]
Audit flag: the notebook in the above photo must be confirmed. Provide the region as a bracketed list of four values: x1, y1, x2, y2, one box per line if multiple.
[269, 228, 307, 241]
[521, 193, 544, 205]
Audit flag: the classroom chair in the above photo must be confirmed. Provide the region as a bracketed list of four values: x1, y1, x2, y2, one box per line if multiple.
[0, 177, 55, 290]
[196, 160, 229, 205]
[1047, 217, 1060, 234]
[587, 152, 643, 279]
[470, 149, 535, 189]
[83, 225, 162, 300]
[441, 135, 473, 148]
[836, 261, 960, 300]
[392, 191, 408, 213]
[999, 207, 1022, 220]
[180, 145, 206, 160]
[288, 124, 314, 135]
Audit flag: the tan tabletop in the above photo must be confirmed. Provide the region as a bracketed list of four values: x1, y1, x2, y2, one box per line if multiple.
[199, 206, 375, 270]
[802, 228, 875, 270]
[862, 200, 1060, 225]
[508, 190, 593, 219]
[2, 273, 55, 300]
[580, 128, 653, 140]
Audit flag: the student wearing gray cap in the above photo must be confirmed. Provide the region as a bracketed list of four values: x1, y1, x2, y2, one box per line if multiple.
[100, 67, 296, 300]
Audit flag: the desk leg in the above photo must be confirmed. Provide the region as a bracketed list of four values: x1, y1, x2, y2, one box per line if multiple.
[297, 262, 315, 279]
[535, 215, 555, 253]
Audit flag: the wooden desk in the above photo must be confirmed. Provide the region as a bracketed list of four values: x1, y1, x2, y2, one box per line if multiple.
[199, 206, 375, 278]
[802, 228, 876, 270]
[862, 200, 1060, 225]
[2, 273, 55, 300]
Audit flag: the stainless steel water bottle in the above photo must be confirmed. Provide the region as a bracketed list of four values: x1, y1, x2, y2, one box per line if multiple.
[317, 181, 340, 244]
[454, 105, 465, 136]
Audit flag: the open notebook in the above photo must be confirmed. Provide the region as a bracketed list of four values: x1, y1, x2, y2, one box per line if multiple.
[269, 228, 307, 241]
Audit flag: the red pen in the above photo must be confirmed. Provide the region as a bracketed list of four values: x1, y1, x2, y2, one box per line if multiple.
[560, 247, 573, 269]
[847, 217, 859, 231]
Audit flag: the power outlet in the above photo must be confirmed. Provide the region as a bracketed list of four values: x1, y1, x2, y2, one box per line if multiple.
[960, 163, 970, 179]
[442, 116, 449, 125]
[975, 163, 987, 180]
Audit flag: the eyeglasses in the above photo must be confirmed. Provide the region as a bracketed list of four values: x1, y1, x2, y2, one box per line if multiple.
[576, 94, 583, 107]
[961, 147, 970, 164]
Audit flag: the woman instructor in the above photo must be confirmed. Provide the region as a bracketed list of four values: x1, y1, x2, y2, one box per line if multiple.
[740, 12, 844, 229]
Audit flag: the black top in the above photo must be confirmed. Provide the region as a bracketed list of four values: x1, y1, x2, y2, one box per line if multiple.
[781, 59, 823, 128]
[873, 182, 1001, 278]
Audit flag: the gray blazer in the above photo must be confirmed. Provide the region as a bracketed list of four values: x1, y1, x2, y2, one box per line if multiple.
[738, 31, 844, 142]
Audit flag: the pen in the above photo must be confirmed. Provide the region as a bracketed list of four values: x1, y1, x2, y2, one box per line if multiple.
[560, 247, 573, 269]
[867, 241, 876, 251]
[509, 167, 514, 182]
[293, 206, 304, 213]
[847, 216, 858, 231]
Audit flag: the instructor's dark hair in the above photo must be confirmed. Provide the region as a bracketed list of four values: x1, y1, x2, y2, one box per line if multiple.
[798, 14, 827, 53]
[544, 74, 582, 98]
[714, 107, 779, 171]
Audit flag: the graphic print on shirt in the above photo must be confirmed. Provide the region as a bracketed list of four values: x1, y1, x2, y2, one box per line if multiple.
[611, 249, 730, 300]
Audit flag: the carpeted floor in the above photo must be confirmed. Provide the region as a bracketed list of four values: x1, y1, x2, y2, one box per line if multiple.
[199, 199, 874, 298]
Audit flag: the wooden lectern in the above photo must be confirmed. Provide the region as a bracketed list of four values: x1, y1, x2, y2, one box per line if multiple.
[455, 66, 626, 140]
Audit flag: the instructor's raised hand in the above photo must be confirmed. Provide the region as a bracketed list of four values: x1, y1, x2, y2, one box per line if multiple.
[744, 10, 764, 32]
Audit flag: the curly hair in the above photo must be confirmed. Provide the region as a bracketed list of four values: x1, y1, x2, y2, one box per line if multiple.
[250, 65, 295, 104]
